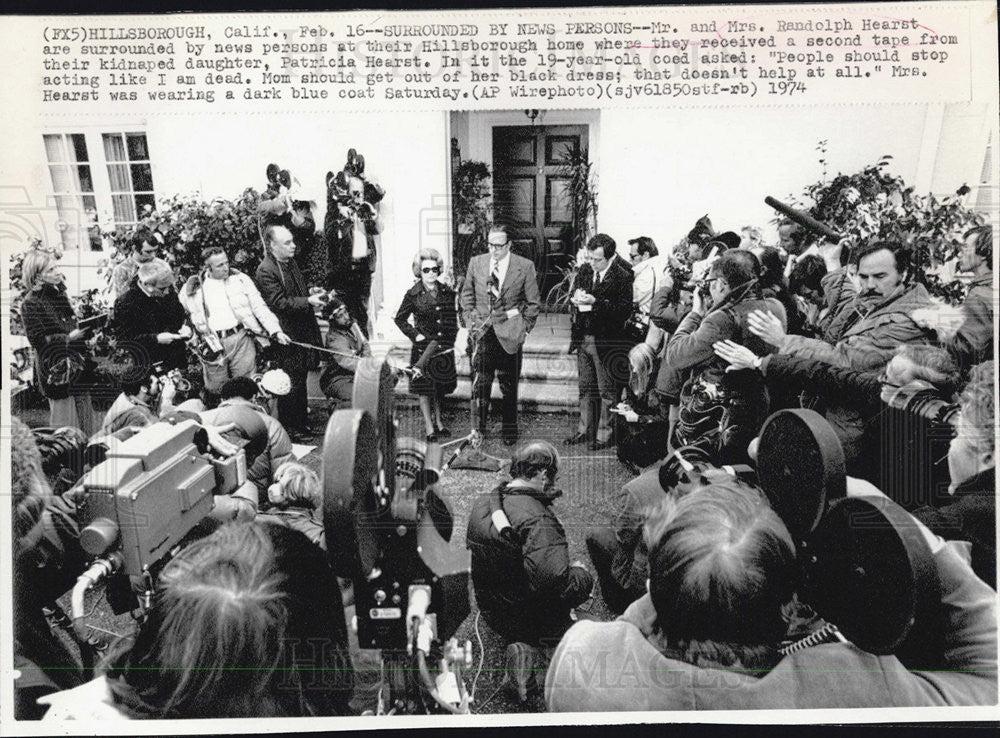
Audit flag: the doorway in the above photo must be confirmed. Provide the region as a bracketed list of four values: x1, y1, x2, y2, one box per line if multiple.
[492, 125, 588, 298]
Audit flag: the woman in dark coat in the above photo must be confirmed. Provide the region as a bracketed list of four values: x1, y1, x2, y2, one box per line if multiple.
[20, 250, 99, 435]
[394, 248, 458, 440]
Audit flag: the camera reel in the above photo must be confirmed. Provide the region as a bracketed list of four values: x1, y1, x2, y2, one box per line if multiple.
[322, 356, 472, 713]
[755, 409, 942, 659]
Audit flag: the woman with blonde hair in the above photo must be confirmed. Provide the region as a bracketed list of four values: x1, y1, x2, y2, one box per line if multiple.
[20, 249, 99, 435]
[394, 248, 458, 440]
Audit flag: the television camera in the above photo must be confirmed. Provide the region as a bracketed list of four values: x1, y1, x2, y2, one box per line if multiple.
[668, 408, 945, 665]
[67, 415, 256, 645]
[322, 355, 475, 715]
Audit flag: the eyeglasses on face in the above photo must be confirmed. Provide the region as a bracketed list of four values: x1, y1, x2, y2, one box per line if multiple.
[421, 266, 441, 274]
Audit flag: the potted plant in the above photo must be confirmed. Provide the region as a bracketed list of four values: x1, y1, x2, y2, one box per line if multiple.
[452, 159, 493, 291]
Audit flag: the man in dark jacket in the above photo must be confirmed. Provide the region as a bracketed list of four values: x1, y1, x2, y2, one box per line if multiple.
[258, 164, 317, 274]
[664, 250, 786, 464]
[467, 440, 593, 699]
[324, 171, 381, 335]
[111, 258, 189, 373]
[255, 224, 326, 439]
[567, 234, 634, 450]
[914, 371, 995, 589]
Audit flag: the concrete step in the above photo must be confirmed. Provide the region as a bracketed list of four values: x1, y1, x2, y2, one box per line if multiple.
[311, 312, 579, 413]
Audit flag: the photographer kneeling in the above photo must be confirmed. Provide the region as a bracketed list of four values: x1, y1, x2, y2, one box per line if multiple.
[466, 441, 594, 701]
[545, 479, 997, 711]
[38, 522, 354, 719]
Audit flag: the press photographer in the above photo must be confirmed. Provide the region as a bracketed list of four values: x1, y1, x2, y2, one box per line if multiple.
[546, 434, 998, 710]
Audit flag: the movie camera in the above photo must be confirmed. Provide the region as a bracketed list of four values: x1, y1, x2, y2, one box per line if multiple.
[66, 415, 256, 643]
[322, 355, 476, 714]
[325, 147, 385, 223]
[670, 408, 945, 663]
[876, 382, 958, 511]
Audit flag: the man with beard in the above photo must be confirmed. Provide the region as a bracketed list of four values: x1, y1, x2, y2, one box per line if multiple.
[747, 240, 936, 466]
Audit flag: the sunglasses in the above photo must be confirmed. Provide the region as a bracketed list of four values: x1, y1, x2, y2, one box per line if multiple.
[421, 266, 441, 274]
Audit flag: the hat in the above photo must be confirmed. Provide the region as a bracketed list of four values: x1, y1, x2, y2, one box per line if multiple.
[259, 369, 291, 397]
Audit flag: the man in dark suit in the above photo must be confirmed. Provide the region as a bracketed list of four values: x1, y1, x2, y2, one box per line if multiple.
[255, 224, 327, 440]
[566, 234, 634, 450]
[460, 225, 541, 445]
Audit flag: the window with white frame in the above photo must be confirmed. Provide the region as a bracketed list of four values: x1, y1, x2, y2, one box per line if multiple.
[42, 130, 156, 250]
[103, 133, 155, 226]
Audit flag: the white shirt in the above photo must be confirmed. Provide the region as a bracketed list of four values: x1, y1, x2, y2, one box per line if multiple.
[351, 215, 369, 260]
[202, 276, 239, 332]
[632, 254, 670, 313]
[489, 252, 511, 293]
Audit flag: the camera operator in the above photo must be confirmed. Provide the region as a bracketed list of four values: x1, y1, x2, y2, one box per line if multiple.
[912, 225, 994, 373]
[20, 249, 100, 436]
[180, 246, 290, 394]
[466, 441, 593, 700]
[912, 370, 996, 589]
[664, 250, 786, 465]
[199, 376, 295, 504]
[111, 258, 191, 374]
[320, 297, 372, 413]
[100, 367, 180, 436]
[712, 341, 960, 480]
[545, 477, 998, 710]
[38, 522, 354, 719]
[11, 417, 88, 719]
[259, 164, 318, 274]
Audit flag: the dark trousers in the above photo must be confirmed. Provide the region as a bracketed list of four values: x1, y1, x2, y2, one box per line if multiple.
[585, 527, 645, 616]
[338, 261, 373, 337]
[276, 344, 310, 431]
[472, 327, 522, 439]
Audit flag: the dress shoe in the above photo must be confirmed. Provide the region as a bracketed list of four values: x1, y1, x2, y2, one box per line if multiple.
[563, 432, 588, 446]
[588, 439, 614, 451]
[426, 431, 439, 443]
[435, 426, 452, 438]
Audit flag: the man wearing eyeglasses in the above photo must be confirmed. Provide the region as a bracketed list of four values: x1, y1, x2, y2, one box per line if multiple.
[460, 225, 541, 446]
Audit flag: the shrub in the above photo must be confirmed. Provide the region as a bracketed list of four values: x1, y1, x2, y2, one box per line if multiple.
[790, 149, 985, 303]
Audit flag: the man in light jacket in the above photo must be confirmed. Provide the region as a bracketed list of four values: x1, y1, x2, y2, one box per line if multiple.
[181, 246, 289, 393]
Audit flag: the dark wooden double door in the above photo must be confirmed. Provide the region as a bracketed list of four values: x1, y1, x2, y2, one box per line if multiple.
[492, 125, 587, 297]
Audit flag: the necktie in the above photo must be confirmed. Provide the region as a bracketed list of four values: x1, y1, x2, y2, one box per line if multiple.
[489, 260, 501, 304]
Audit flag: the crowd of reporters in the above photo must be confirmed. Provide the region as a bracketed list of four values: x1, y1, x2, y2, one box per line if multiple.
[11, 195, 996, 717]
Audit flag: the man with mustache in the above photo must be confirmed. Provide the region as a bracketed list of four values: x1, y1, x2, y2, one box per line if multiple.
[746, 239, 936, 468]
